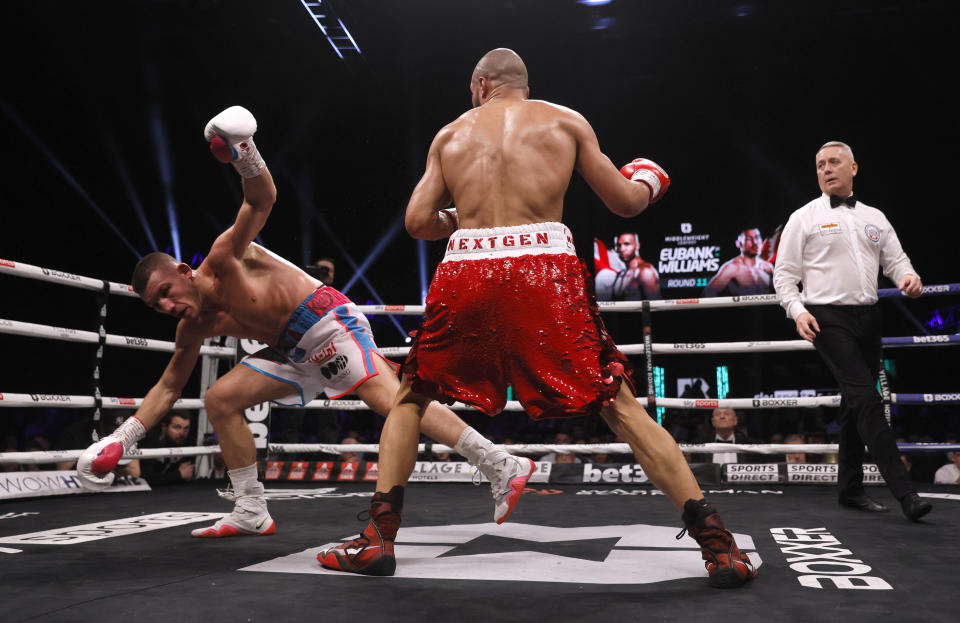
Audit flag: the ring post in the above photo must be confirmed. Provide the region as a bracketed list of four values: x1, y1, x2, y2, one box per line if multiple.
[89, 280, 110, 441]
[641, 300, 659, 424]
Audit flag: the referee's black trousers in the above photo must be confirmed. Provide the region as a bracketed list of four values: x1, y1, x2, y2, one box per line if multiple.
[807, 304, 915, 500]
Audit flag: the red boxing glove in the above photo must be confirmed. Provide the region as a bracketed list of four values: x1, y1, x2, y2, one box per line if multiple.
[619, 158, 671, 204]
[77, 437, 123, 491]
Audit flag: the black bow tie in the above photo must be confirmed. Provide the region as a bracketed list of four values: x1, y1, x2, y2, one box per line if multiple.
[830, 195, 857, 208]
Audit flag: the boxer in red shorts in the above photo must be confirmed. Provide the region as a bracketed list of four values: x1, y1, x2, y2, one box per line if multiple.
[405, 221, 630, 419]
[319, 48, 758, 588]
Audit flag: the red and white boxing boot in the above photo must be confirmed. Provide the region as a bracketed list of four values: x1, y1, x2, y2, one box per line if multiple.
[478, 455, 535, 524]
[454, 426, 535, 524]
[318, 487, 403, 576]
[679, 498, 758, 588]
[191, 480, 275, 538]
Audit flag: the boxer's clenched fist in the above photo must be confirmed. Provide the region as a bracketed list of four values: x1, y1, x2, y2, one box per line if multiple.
[204, 106, 266, 178]
[620, 158, 671, 204]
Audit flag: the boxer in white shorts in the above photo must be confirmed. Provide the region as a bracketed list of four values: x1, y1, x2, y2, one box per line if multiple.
[241, 286, 397, 407]
[74, 105, 534, 538]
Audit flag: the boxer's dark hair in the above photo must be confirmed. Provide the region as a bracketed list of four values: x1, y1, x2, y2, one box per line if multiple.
[132, 252, 177, 296]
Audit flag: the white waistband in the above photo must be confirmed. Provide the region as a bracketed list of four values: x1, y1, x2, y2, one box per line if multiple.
[442, 222, 576, 262]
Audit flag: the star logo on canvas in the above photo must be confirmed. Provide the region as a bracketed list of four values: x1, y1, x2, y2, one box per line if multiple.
[242, 522, 761, 584]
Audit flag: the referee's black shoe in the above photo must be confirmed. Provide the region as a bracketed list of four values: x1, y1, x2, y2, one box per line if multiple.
[838, 492, 889, 512]
[899, 493, 933, 522]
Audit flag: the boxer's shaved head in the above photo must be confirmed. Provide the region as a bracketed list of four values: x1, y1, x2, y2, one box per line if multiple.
[132, 251, 177, 296]
[472, 48, 528, 90]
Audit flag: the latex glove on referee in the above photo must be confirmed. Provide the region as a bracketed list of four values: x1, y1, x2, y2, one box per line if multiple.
[76, 416, 146, 491]
[204, 105, 266, 178]
[619, 158, 671, 204]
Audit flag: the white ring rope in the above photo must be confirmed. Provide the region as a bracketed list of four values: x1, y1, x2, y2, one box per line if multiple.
[383, 334, 960, 359]
[354, 284, 960, 315]
[5, 391, 958, 413]
[0, 393, 203, 410]
[0, 445, 224, 465]
[0, 318, 235, 357]
[0, 258, 137, 297]
[3, 316, 953, 362]
[4, 256, 959, 312]
[5, 441, 959, 465]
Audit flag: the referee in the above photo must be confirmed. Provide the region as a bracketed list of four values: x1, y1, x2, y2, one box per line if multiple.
[773, 140, 932, 522]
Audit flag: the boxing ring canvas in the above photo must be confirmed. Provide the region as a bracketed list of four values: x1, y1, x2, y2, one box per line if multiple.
[0, 482, 955, 622]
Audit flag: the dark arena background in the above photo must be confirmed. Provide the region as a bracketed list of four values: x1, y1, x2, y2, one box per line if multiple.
[1, 2, 959, 622]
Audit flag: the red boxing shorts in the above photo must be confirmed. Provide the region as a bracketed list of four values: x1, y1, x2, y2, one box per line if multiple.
[404, 222, 633, 420]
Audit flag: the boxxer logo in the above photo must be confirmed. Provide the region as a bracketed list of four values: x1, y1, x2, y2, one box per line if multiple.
[29, 394, 71, 403]
[40, 268, 81, 281]
[243, 522, 762, 584]
[770, 527, 891, 590]
[753, 399, 799, 407]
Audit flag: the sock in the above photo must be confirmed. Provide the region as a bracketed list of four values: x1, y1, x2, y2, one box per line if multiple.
[454, 426, 509, 466]
[227, 463, 262, 495]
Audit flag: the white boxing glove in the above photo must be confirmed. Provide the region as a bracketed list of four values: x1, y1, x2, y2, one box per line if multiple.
[204, 105, 266, 178]
[76, 416, 146, 491]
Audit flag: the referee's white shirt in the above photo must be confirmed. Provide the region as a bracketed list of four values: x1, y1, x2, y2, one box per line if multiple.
[773, 194, 919, 321]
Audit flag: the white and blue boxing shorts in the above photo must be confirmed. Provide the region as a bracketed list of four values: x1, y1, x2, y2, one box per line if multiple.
[240, 286, 397, 406]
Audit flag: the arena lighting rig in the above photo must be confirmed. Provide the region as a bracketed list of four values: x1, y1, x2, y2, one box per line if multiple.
[299, 0, 362, 59]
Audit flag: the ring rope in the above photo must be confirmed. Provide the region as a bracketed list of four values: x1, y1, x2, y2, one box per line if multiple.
[0, 258, 137, 297]
[598, 284, 960, 313]
[378, 334, 960, 359]
[4, 390, 960, 413]
[0, 393, 203, 409]
[0, 318, 235, 357]
[640, 335, 960, 355]
[5, 441, 959, 466]
[4, 257, 958, 313]
[352, 284, 960, 315]
[5, 317, 952, 361]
